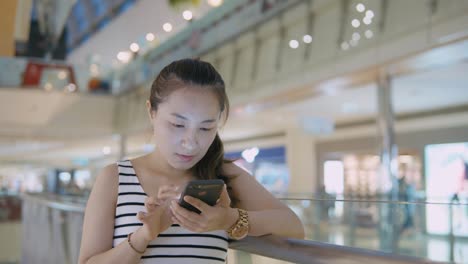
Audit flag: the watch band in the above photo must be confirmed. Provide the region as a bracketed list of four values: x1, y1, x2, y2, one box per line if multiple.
[227, 208, 249, 239]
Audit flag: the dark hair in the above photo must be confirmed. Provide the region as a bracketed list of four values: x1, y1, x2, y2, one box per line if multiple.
[149, 58, 237, 205]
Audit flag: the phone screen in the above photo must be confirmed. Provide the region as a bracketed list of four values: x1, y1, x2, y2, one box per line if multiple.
[178, 179, 224, 214]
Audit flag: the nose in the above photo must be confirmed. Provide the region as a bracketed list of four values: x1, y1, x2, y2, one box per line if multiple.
[181, 130, 198, 151]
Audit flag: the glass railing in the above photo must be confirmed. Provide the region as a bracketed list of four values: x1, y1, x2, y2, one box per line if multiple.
[282, 197, 468, 263]
[11, 193, 468, 263]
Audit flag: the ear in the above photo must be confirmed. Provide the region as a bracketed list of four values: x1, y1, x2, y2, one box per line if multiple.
[146, 100, 155, 119]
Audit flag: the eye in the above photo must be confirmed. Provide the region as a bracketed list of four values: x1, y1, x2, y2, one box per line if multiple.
[200, 127, 214, 132]
[171, 123, 184, 128]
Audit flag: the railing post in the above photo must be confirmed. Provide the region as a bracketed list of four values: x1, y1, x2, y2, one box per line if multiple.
[449, 202, 455, 262]
[376, 69, 399, 253]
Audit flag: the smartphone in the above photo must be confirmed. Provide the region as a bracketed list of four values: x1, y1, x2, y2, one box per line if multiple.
[178, 179, 224, 214]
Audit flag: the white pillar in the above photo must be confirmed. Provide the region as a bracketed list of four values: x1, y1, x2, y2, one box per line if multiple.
[285, 126, 317, 196]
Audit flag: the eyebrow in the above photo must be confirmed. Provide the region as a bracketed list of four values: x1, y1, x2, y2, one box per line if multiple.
[171, 113, 217, 124]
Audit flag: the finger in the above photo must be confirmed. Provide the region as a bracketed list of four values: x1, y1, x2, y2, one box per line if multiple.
[137, 211, 148, 223]
[171, 214, 203, 232]
[183, 196, 210, 213]
[170, 201, 201, 225]
[217, 185, 231, 207]
[145, 196, 159, 212]
[145, 196, 159, 205]
[157, 185, 177, 195]
[158, 190, 181, 200]
[171, 216, 197, 231]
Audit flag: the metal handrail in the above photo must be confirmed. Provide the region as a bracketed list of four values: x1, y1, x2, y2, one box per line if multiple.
[279, 197, 468, 206]
[21, 193, 86, 213]
[19, 193, 451, 263]
[230, 236, 440, 264]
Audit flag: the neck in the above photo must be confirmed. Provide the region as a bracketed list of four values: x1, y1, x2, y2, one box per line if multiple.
[146, 151, 191, 179]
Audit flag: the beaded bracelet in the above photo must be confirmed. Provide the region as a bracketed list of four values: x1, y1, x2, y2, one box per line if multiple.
[127, 232, 145, 254]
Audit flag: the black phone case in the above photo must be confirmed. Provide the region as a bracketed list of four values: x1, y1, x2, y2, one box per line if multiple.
[178, 179, 224, 214]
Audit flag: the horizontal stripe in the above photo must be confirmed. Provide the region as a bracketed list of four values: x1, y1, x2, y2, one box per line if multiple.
[114, 233, 228, 242]
[119, 172, 137, 176]
[157, 234, 229, 242]
[118, 164, 133, 168]
[119, 182, 140, 186]
[116, 202, 144, 207]
[114, 223, 143, 229]
[117, 185, 143, 192]
[115, 213, 137, 219]
[118, 192, 146, 196]
[141, 255, 225, 262]
[147, 244, 227, 252]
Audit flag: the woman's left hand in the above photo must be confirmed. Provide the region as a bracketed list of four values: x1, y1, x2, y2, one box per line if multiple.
[170, 184, 237, 232]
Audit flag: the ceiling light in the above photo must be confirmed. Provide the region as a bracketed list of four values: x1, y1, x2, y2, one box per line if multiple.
[365, 29, 373, 39]
[363, 16, 372, 25]
[207, 0, 223, 7]
[352, 32, 361, 41]
[163, 23, 173, 32]
[57, 70, 67, 80]
[65, 83, 77, 93]
[341, 42, 349, 50]
[289, 39, 299, 49]
[44, 82, 53, 91]
[303, 34, 313, 43]
[146, 33, 155, 41]
[365, 10, 374, 19]
[356, 3, 365, 12]
[351, 19, 360, 28]
[130, 42, 140, 52]
[117, 51, 132, 63]
[183, 10, 193, 21]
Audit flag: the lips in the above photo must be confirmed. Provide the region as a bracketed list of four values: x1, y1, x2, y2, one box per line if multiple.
[176, 153, 195, 162]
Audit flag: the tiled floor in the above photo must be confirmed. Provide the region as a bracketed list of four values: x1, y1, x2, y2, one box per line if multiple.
[0, 221, 21, 264]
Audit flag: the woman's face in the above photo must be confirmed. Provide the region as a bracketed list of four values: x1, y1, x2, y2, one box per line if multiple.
[149, 86, 221, 171]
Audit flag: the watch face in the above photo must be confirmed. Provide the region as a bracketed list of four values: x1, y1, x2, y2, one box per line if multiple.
[232, 225, 248, 239]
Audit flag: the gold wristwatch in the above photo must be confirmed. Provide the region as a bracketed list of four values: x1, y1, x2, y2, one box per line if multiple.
[227, 208, 249, 240]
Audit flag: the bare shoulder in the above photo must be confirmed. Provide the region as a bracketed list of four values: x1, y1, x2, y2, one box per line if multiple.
[95, 163, 119, 189]
[87, 163, 119, 207]
[79, 163, 119, 262]
[222, 161, 250, 179]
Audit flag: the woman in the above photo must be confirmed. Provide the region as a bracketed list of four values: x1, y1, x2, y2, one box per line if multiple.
[78, 58, 304, 264]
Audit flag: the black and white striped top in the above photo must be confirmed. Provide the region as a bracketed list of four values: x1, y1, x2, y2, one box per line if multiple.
[113, 160, 229, 263]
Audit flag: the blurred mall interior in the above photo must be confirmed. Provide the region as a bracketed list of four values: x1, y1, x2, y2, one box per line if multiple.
[1, 0, 468, 263]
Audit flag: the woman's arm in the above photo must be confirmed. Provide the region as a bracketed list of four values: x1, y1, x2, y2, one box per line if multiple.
[78, 164, 151, 264]
[226, 163, 305, 239]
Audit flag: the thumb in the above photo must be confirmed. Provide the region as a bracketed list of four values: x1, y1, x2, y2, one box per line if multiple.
[137, 211, 148, 223]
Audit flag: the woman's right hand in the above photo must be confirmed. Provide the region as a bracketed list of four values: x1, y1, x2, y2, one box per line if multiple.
[137, 185, 181, 242]
[137, 196, 173, 242]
